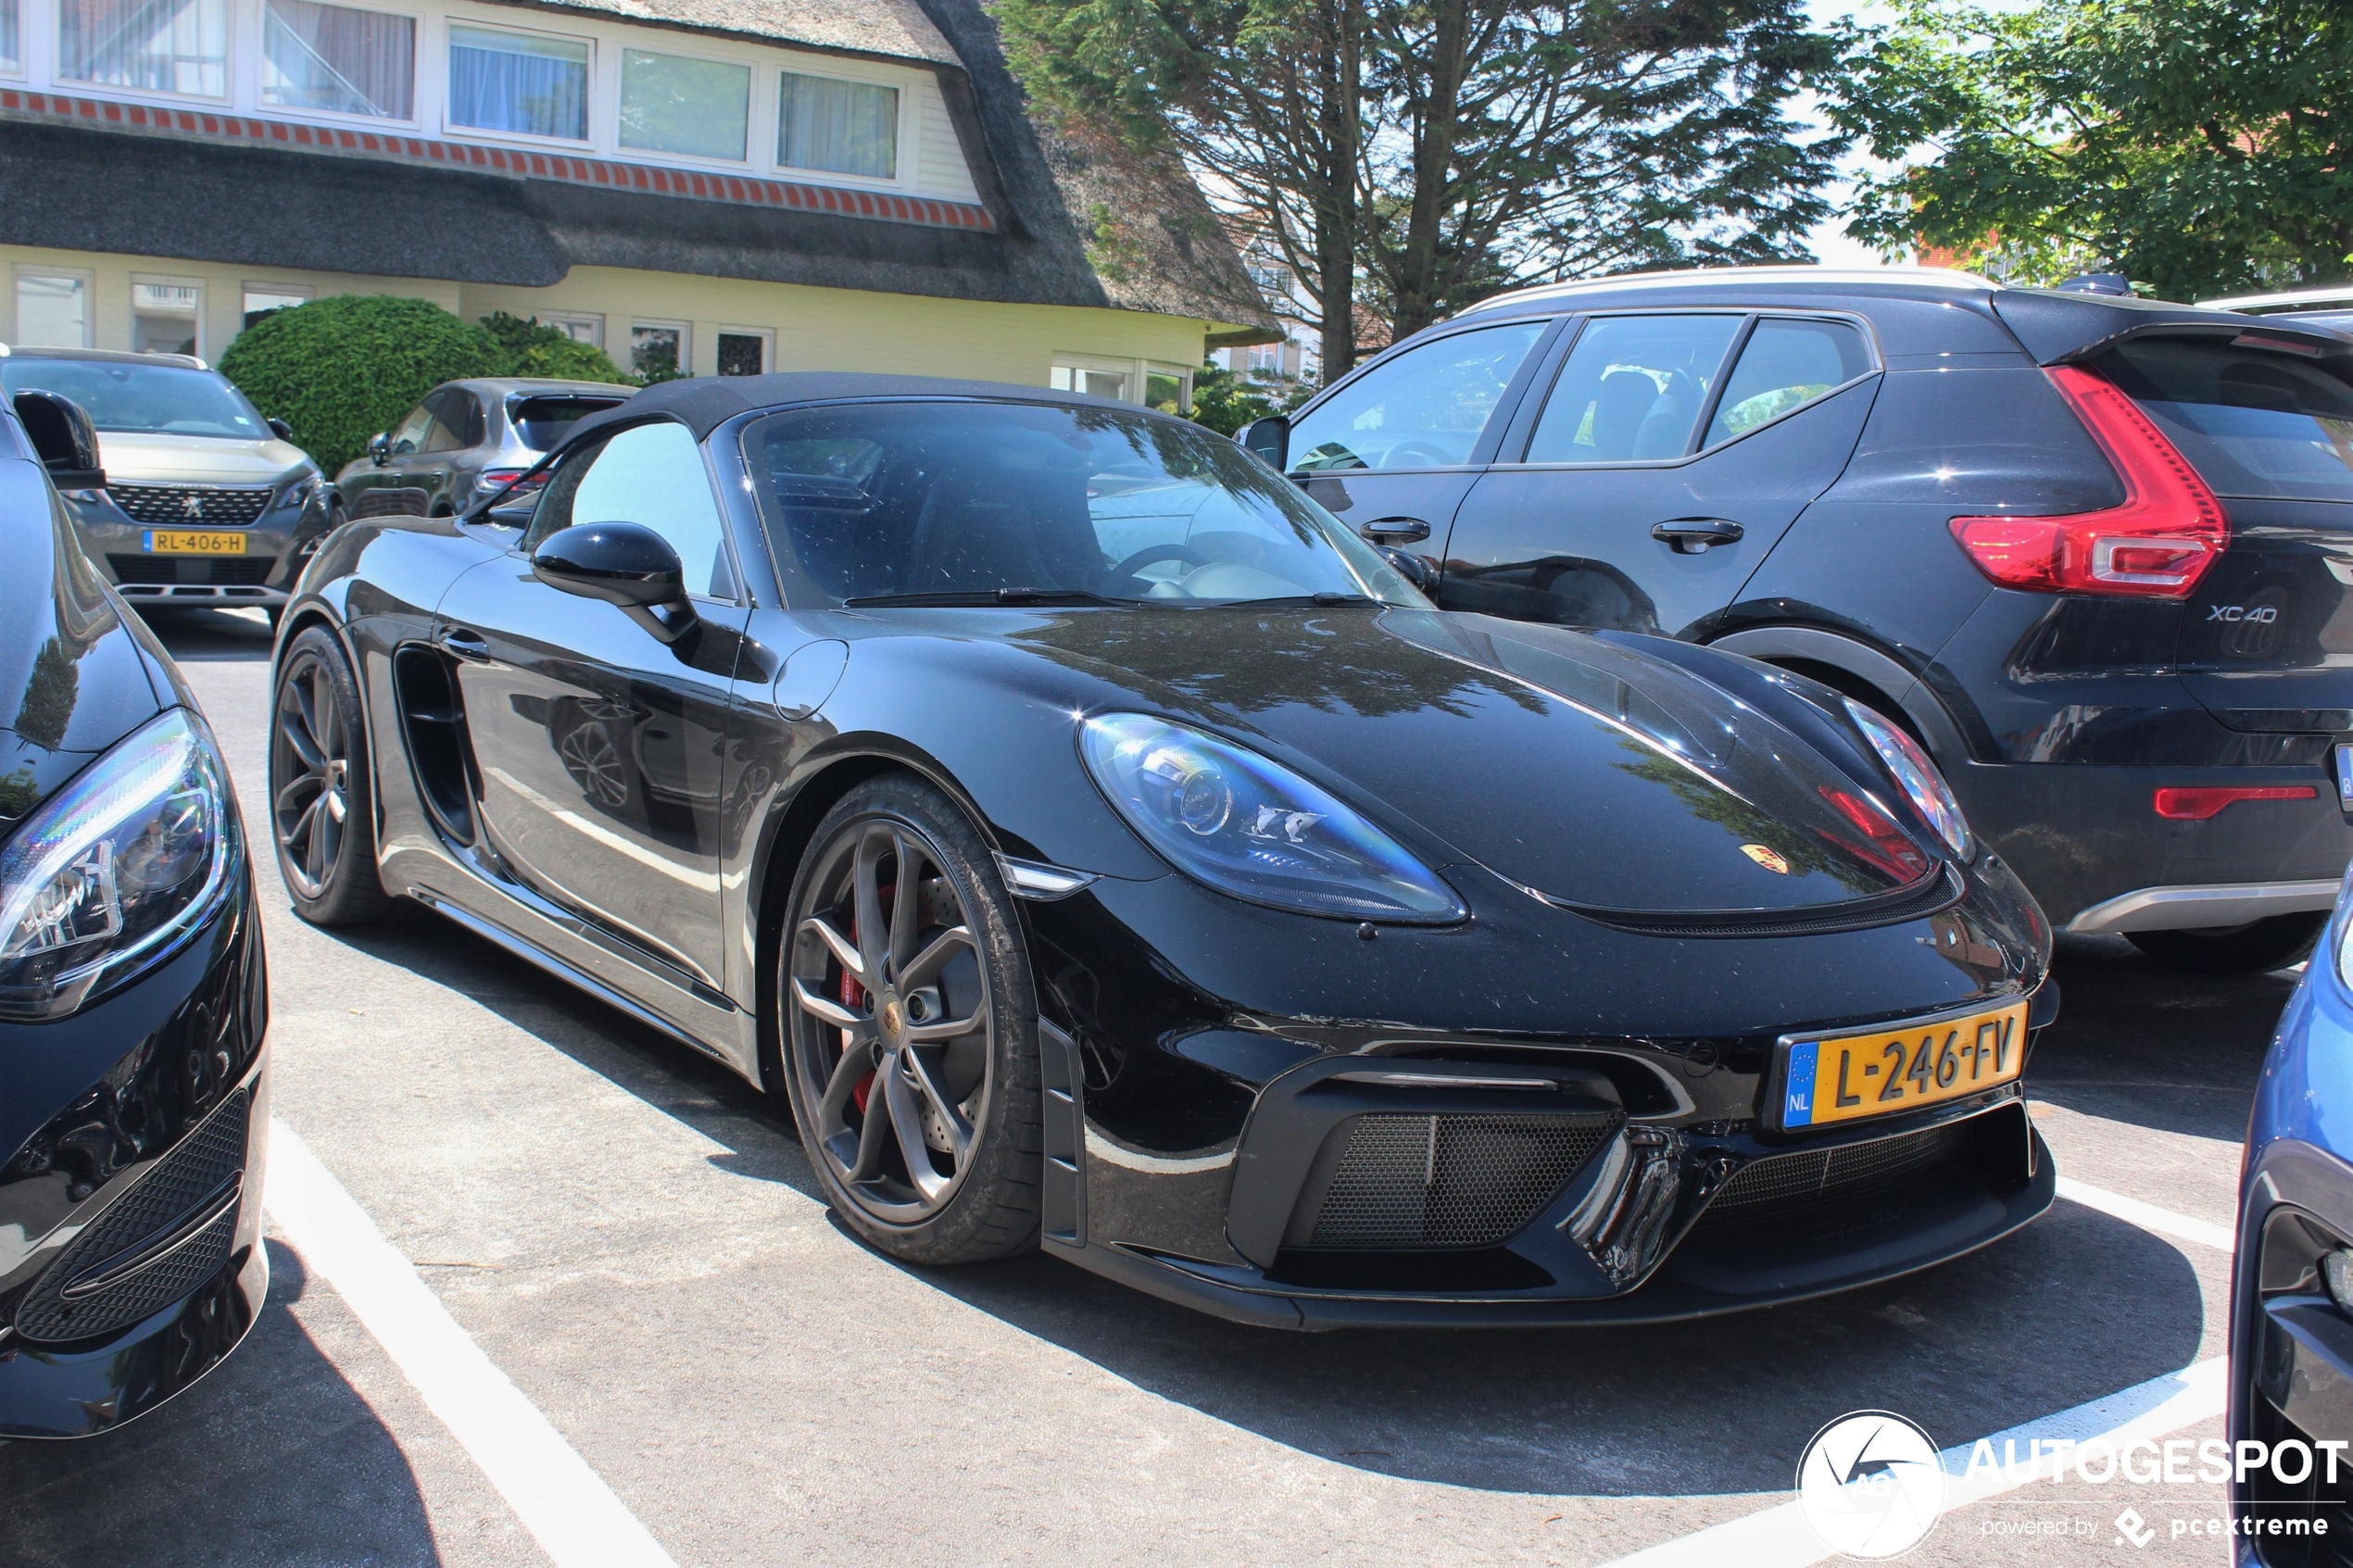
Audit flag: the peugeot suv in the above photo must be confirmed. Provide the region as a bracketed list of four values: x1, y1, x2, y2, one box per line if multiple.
[0, 347, 326, 621]
[1239, 267, 2353, 974]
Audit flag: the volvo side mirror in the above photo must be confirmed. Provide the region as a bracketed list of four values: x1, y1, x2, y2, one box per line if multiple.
[12, 391, 105, 490]
[1238, 414, 1290, 472]
[532, 521, 698, 644]
[368, 432, 391, 466]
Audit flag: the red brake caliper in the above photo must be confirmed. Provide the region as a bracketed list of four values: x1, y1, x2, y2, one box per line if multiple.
[841, 887, 889, 1115]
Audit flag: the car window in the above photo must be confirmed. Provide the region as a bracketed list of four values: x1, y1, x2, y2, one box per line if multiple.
[745, 400, 1424, 608]
[422, 390, 480, 454]
[1523, 315, 1743, 464]
[1288, 321, 1547, 472]
[0, 358, 268, 439]
[389, 401, 435, 455]
[511, 394, 628, 452]
[2095, 336, 2353, 502]
[534, 421, 736, 598]
[1702, 320, 1873, 448]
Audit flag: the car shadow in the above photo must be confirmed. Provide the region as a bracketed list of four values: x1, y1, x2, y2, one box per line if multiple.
[137, 605, 276, 663]
[306, 909, 2213, 1500]
[0, 1242, 450, 1566]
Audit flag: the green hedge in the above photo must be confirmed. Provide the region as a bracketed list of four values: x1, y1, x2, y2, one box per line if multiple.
[220, 296, 631, 475]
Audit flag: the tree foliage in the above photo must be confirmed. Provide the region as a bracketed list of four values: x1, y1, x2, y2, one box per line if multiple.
[1833, 0, 2353, 299]
[477, 312, 631, 383]
[993, 0, 1842, 358]
[1185, 361, 1315, 434]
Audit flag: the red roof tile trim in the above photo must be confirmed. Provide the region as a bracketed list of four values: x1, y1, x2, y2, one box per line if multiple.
[0, 88, 996, 233]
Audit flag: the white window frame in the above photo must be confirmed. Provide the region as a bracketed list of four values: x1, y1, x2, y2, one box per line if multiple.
[439, 14, 593, 147]
[11, 266, 94, 348]
[130, 271, 206, 358]
[241, 279, 313, 318]
[628, 318, 690, 380]
[614, 38, 752, 169]
[536, 309, 602, 348]
[55, 0, 234, 105]
[714, 325, 771, 377]
[1, 0, 28, 78]
[1142, 359, 1193, 414]
[251, 0, 422, 127]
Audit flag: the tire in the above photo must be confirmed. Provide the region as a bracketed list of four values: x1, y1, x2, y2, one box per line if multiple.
[778, 774, 1041, 1264]
[268, 625, 395, 926]
[2125, 912, 2326, 976]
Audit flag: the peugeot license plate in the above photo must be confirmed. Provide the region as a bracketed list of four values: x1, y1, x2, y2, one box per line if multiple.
[144, 530, 247, 555]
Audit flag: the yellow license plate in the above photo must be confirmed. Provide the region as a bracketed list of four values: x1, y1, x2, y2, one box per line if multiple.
[143, 530, 246, 555]
[1778, 999, 2031, 1130]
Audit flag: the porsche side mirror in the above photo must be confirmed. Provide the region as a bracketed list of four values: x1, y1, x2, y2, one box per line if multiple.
[368, 433, 391, 466]
[532, 521, 698, 644]
[1238, 414, 1289, 471]
[12, 390, 105, 490]
[268, 417, 296, 442]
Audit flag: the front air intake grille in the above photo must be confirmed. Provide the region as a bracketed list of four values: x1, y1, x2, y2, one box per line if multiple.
[107, 556, 276, 587]
[108, 483, 273, 527]
[1306, 1111, 1619, 1249]
[1698, 1120, 1973, 1228]
[11, 1089, 248, 1344]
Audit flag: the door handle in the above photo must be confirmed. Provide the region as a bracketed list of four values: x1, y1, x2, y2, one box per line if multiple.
[1358, 516, 1432, 545]
[439, 629, 491, 662]
[1651, 518, 1745, 554]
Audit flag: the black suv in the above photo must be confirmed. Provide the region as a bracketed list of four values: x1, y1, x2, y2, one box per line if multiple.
[1241, 267, 2353, 973]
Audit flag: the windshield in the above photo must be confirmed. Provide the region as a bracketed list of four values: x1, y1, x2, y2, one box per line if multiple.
[511, 393, 628, 452]
[0, 358, 270, 439]
[744, 400, 1427, 608]
[2096, 337, 2353, 503]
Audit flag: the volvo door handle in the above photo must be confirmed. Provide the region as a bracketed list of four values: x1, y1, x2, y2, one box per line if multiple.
[439, 629, 491, 662]
[1651, 518, 1744, 554]
[1358, 516, 1432, 545]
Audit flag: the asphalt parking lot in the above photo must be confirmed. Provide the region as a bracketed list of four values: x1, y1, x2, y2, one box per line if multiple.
[0, 607, 2275, 1567]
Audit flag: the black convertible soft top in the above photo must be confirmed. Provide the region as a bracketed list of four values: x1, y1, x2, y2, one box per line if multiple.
[561, 372, 1154, 450]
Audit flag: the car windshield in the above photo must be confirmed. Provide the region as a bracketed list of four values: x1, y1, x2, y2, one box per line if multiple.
[2096, 336, 2353, 502]
[0, 359, 269, 439]
[511, 394, 629, 452]
[745, 400, 1427, 608]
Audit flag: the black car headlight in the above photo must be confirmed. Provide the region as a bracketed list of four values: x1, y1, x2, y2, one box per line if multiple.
[277, 475, 321, 513]
[1080, 712, 1465, 923]
[0, 708, 240, 1019]
[1843, 697, 1971, 858]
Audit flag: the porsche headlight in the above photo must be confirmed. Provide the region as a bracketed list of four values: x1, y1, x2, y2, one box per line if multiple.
[0, 708, 240, 1019]
[1843, 697, 1971, 858]
[1081, 713, 1465, 923]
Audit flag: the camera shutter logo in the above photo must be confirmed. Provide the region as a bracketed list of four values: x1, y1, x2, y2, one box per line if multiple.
[1794, 1410, 1946, 1559]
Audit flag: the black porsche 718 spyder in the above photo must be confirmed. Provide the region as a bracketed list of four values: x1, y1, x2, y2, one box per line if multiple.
[271, 373, 2055, 1328]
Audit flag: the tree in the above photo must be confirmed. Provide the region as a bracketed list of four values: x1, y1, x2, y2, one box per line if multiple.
[1185, 360, 1315, 433]
[477, 312, 631, 383]
[995, 0, 1842, 356]
[1833, 0, 2353, 299]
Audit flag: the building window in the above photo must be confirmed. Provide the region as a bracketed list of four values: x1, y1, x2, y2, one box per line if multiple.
[0, 0, 20, 73]
[242, 283, 310, 330]
[132, 278, 201, 356]
[1050, 360, 1129, 402]
[447, 24, 588, 142]
[15, 273, 90, 347]
[1144, 363, 1191, 415]
[60, 0, 229, 97]
[631, 321, 687, 381]
[261, 0, 413, 119]
[777, 71, 895, 180]
[539, 311, 602, 347]
[716, 330, 768, 377]
[620, 48, 748, 162]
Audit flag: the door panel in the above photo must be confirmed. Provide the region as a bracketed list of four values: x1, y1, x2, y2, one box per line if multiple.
[1440, 376, 1879, 636]
[437, 556, 746, 984]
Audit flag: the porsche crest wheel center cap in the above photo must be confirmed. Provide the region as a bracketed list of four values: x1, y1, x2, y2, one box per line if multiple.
[879, 997, 904, 1042]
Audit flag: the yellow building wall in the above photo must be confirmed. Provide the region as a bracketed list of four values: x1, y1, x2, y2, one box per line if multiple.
[0, 245, 1209, 389]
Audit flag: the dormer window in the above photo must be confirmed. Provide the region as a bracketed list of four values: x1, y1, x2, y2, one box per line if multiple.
[447, 23, 588, 141]
[777, 70, 895, 181]
[261, 0, 413, 119]
[60, 0, 228, 97]
[620, 48, 749, 162]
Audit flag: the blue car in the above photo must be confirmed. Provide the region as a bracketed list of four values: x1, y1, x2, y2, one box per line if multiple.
[2235, 861, 2353, 1560]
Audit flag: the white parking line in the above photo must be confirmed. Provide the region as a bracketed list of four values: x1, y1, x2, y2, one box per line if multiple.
[2057, 1176, 2239, 1254]
[264, 1120, 680, 1568]
[1595, 1357, 2230, 1567]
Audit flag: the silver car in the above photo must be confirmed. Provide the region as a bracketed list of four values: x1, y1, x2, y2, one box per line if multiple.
[0, 345, 326, 621]
[333, 378, 634, 522]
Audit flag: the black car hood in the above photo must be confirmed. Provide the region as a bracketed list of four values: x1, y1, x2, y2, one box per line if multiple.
[0, 461, 166, 822]
[1007, 607, 1934, 916]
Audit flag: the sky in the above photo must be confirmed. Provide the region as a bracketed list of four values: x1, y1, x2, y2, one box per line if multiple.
[1800, 0, 1895, 268]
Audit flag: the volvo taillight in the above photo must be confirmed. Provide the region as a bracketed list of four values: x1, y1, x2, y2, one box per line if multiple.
[1948, 363, 2227, 599]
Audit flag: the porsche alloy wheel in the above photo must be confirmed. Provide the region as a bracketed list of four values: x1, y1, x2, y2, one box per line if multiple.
[782, 776, 1040, 1262]
[269, 627, 391, 926]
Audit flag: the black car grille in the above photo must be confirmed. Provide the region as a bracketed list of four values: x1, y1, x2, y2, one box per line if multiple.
[1306, 1111, 1619, 1248]
[108, 555, 275, 586]
[1698, 1120, 1974, 1228]
[11, 1089, 249, 1344]
[107, 483, 273, 527]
